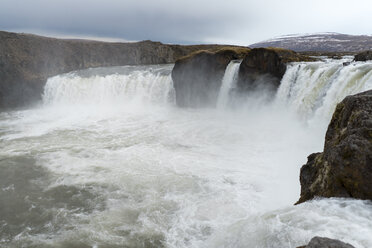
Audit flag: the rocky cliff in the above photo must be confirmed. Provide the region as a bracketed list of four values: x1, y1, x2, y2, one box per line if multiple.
[171, 47, 313, 108]
[354, 50, 372, 61]
[298, 90, 372, 204]
[237, 48, 313, 93]
[171, 47, 250, 108]
[0, 31, 228, 109]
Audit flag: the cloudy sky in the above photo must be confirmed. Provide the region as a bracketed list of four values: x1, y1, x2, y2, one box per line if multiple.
[1, 0, 371, 45]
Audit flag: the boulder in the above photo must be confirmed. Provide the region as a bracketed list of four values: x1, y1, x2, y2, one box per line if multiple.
[298, 237, 355, 248]
[354, 50, 372, 61]
[297, 90, 372, 204]
[237, 48, 314, 92]
[171, 47, 250, 107]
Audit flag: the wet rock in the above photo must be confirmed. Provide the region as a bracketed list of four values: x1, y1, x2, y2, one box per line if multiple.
[297, 90, 372, 204]
[354, 50, 372, 61]
[171, 47, 250, 107]
[298, 236, 355, 248]
[237, 48, 314, 92]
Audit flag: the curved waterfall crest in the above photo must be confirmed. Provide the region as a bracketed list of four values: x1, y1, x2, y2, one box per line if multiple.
[276, 60, 372, 123]
[42, 65, 175, 106]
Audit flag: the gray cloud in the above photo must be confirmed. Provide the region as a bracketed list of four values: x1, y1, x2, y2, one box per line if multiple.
[0, 0, 371, 45]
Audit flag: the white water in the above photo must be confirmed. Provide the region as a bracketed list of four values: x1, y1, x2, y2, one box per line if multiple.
[217, 60, 241, 108]
[43, 65, 175, 106]
[277, 61, 372, 127]
[0, 61, 372, 248]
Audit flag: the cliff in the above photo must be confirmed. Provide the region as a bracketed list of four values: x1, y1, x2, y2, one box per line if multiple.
[0, 31, 228, 109]
[171, 47, 314, 108]
[237, 48, 314, 92]
[297, 90, 372, 204]
[171, 47, 250, 108]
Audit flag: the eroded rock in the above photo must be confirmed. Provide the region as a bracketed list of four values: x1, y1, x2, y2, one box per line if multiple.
[298, 236, 355, 248]
[354, 50, 372, 61]
[171, 48, 250, 107]
[298, 90, 372, 204]
[237, 48, 314, 92]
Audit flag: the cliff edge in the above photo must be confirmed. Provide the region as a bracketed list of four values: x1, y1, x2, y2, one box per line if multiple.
[0, 31, 228, 109]
[298, 90, 372, 204]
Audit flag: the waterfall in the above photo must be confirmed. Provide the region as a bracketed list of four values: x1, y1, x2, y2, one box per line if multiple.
[42, 65, 175, 106]
[276, 60, 372, 124]
[217, 60, 241, 108]
[3, 61, 372, 248]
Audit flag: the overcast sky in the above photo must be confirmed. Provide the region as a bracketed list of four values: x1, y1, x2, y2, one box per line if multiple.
[1, 0, 371, 45]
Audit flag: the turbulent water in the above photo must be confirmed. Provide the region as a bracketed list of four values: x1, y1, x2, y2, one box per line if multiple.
[217, 60, 241, 108]
[1, 60, 372, 248]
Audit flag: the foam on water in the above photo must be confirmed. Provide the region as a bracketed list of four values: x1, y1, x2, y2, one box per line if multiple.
[0, 62, 372, 247]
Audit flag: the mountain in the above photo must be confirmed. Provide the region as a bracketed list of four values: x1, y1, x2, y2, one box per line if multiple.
[250, 33, 372, 52]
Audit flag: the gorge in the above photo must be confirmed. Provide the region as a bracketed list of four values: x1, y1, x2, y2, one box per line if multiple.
[0, 31, 372, 248]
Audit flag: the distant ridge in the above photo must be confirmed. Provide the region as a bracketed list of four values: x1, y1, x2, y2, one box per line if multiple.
[250, 33, 372, 52]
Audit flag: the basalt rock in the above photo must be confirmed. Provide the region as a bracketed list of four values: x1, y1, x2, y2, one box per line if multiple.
[0, 31, 230, 109]
[297, 90, 372, 204]
[354, 50, 372, 61]
[237, 48, 314, 92]
[298, 237, 355, 248]
[171, 47, 250, 108]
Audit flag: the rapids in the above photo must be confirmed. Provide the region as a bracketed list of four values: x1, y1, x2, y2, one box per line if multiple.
[0, 59, 372, 248]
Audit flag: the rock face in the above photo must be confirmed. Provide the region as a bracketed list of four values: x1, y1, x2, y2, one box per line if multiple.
[171, 48, 249, 107]
[237, 48, 313, 92]
[0, 31, 228, 109]
[298, 90, 372, 204]
[354, 50, 372, 61]
[298, 237, 355, 248]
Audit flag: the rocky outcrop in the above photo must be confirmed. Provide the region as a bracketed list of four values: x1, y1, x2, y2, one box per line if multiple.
[298, 237, 355, 248]
[171, 47, 250, 107]
[297, 90, 372, 204]
[354, 50, 372, 61]
[237, 48, 313, 92]
[0, 31, 229, 109]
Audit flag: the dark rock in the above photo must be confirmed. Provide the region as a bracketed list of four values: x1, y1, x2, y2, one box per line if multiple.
[237, 48, 314, 93]
[0, 31, 231, 109]
[343, 62, 351, 66]
[171, 47, 250, 108]
[298, 236, 355, 248]
[354, 50, 372, 61]
[297, 90, 372, 204]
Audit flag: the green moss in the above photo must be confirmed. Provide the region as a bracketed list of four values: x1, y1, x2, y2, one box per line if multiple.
[176, 46, 250, 63]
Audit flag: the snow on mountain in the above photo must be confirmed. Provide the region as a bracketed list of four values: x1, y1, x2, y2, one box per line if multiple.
[250, 33, 372, 52]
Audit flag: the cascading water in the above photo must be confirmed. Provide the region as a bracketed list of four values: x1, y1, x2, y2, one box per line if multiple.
[276, 60, 372, 126]
[217, 60, 241, 108]
[0, 61, 372, 248]
[43, 64, 175, 106]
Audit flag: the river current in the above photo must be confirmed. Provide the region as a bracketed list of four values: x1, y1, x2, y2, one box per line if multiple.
[1, 60, 372, 248]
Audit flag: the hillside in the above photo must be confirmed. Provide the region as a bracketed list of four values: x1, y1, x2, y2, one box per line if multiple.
[250, 32, 372, 52]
